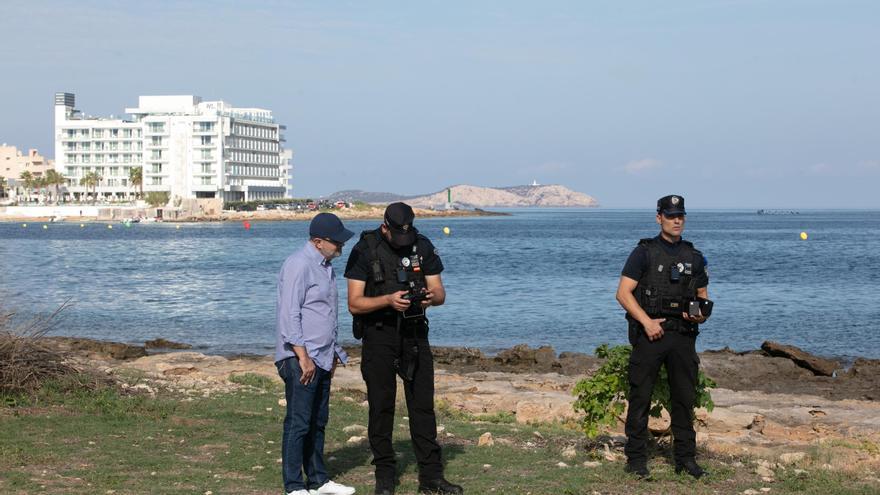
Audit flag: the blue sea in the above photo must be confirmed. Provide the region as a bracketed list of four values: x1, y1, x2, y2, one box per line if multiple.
[1, 209, 878, 360]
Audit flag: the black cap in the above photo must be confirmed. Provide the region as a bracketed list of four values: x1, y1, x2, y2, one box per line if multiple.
[309, 213, 354, 244]
[657, 195, 686, 216]
[384, 202, 418, 246]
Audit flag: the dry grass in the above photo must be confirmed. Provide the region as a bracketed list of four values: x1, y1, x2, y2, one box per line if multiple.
[0, 303, 108, 398]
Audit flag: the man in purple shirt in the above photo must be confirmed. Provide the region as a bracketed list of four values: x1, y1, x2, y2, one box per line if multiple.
[276, 213, 356, 495]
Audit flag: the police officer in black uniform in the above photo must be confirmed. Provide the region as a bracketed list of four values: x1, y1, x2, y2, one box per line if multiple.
[345, 202, 463, 495]
[616, 195, 711, 480]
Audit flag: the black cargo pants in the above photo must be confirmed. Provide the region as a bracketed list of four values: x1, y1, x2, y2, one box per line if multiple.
[624, 321, 700, 465]
[360, 320, 443, 483]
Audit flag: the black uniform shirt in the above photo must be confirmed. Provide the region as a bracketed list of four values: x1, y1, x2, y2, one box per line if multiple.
[344, 231, 444, 281]
[621, 235, 709, 289]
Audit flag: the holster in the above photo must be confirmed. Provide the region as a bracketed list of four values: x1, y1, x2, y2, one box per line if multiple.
[395, 337, 420, 381]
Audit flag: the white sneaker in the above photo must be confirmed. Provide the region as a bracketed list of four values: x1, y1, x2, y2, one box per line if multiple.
[312, 480, 356, 495]
[287, 490, 311, 495]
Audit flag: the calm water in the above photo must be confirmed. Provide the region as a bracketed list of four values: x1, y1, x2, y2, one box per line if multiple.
[1, 209, 878, 360]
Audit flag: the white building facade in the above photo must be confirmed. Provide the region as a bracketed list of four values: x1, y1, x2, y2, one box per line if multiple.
[54, 93, 292, 202]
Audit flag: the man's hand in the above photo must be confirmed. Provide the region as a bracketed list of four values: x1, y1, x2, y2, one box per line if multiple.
[331, 357, 339, 379]
[643, 318, 665, 341]
[299, 355, 316, 385]
[682, 312, 707, 324]
[386, 291, 411, 312]
[419, 290, 434, 309]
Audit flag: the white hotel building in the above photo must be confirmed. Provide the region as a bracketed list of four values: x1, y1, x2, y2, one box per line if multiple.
[54, 92, 292, 202]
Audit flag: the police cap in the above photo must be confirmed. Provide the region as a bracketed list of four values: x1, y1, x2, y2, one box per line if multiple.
[384, 202, 418, 246]
[657, 195, 686, 216]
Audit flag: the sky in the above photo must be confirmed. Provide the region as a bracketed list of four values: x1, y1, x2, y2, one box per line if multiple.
[1, 0, 878, 208]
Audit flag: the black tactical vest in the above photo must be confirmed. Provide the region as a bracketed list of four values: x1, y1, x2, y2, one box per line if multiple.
[353, 229, 428, 334]
[633, 237, 701, 325]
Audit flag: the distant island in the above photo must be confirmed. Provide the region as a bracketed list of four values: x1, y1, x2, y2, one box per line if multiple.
[325, 184, 599, 208]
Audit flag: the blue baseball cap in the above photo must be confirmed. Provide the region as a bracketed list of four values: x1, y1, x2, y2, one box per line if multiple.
[309, 213, 354, 244]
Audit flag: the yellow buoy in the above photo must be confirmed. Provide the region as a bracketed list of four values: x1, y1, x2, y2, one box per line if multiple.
[22, 223, 27, 228]
[800, 232, 808, 240]
[108, 225, 113, 229]
[176, 225, 181, 230]
[442, 226, 451, 235]
[43, 225, 48, 229]
[80, 224, 85, 228]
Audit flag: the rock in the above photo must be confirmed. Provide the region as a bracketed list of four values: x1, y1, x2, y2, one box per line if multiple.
[163, 367, 198, 376]
[478, 432, 494, 447]
[747, 414, 766, 434]
[250, 465, 264, 471]
[582, 461, 601, 468]
[532, 431, 544, 441]
[494, 344, 558, 370]
[515, 399, 576, 424]
[761, 341, 839, 376]
[343, 424, 367, 435]
[482, 464, 491, 470]
[144, 338, 192, 350]
[561, 446, 577, 459]
[278, 398, 286, 407]
[432, 347, 487, 367]
[556, 462, 569, 468]
[346, 436, 366, 446]
[44, 336, 147, 360]
[755, 465, 775, 478]
[743, 490, 759, 495]
[779, 452, 806, 465]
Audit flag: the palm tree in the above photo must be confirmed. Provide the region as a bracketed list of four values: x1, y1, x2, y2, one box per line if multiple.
[129, 166, 143, 200]
[0, 175, 6, 199]
[19, 171, 34, 202]
[80, 171, 102, 204]
[44, 169, 65, 203]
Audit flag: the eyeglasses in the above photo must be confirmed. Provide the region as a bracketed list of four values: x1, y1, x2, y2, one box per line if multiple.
[321, 238, 344, 248]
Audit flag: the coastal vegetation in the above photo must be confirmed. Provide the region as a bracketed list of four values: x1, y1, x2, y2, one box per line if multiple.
[129, 166, 143, 199]
[572, 344, 716, 439]
[145, 191, 170, 208]
[2, 376, 875, 494]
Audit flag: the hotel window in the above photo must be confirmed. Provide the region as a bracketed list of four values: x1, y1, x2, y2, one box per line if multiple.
[150, 177, 162, 185]
[82, 155, 90, 164]
[123, 154, 131, 163]
[66, 129, 76, 138]
[148, 123, 165, 133]
[201, 164, 212, 174]
[201, 149, 212, 159]
[201, 136, 212, 145]
[122, 129, 132, 138]
[123, 142, 131, 151]
[110, 129, 119, 138]
[151, 150, 162, 160]
[92, 129, 104, 138]
[151, 136, 162, 146]
[109, 154, 118, 163]
[151, 164, 162, 174]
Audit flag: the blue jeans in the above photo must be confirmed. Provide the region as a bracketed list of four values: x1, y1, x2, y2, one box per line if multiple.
[277, 357, 331, 492]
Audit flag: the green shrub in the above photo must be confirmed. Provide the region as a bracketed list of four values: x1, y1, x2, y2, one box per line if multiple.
[145, 191, 170, 207]
[571, 344, 716, 439]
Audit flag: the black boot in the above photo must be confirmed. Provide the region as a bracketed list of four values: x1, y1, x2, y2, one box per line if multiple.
[418, 477, 464, 494]
[675, 459, 707, 479]
[624, 460, 651, 479]
[374, 478, 395, 495]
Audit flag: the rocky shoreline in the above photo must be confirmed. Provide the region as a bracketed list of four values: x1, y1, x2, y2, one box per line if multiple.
[42, 336, 880, 471]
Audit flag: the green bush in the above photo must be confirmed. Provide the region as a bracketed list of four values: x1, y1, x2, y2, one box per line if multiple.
[571, 344, 716, 439]
[145, 191, 170, 207]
